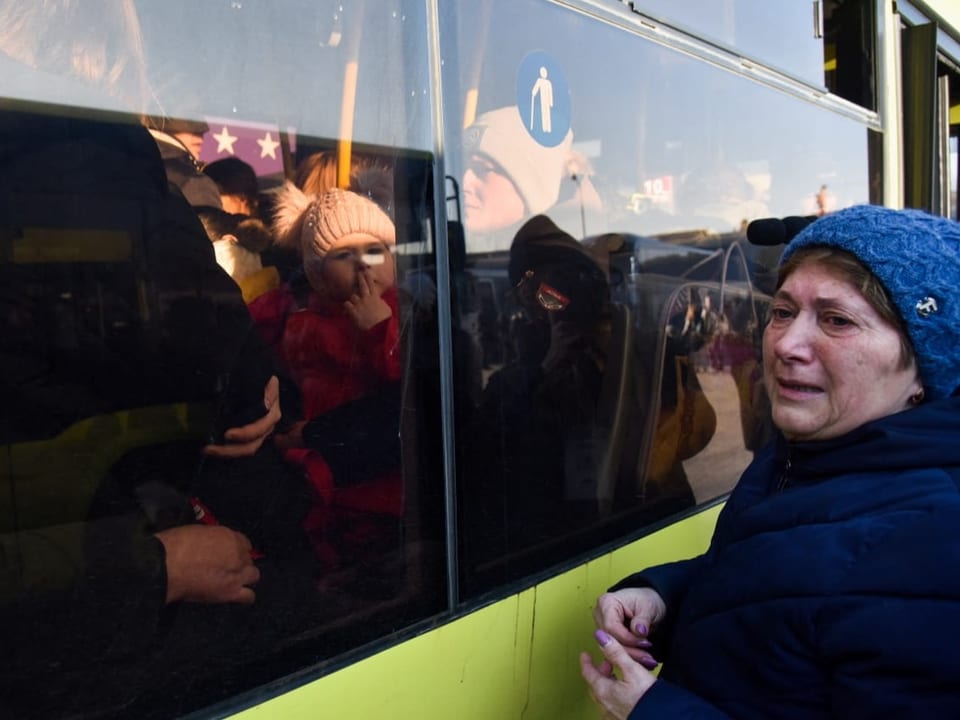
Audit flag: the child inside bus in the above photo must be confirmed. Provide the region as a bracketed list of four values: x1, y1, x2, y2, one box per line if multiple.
[262, 151, 395, 284]
[249, 183, 402, 568]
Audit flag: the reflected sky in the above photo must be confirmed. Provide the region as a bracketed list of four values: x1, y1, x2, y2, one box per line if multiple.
[441, 0, 868, 251]
[630, 0, 825, 85]
[3, 0, 868, 243]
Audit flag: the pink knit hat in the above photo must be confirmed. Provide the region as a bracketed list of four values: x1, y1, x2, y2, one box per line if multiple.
[273, 182, 395, 257]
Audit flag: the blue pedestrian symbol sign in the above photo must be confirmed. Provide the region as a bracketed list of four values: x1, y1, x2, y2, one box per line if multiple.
[515, 51, 571, 148]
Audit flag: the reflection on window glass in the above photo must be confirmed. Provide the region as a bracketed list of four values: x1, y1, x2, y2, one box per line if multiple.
[441, 0, 868, 595]
[631, 0, 825, 86]
[823, 0, 877, 110]
[0, 1, 444, 718]
[951, 134, 959, 219]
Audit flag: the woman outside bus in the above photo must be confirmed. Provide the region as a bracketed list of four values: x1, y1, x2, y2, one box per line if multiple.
[582, 204, 960, 718]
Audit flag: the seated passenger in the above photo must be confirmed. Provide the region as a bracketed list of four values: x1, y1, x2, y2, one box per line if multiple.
[263, 151, 395, 285]
[249, 183, 402, 567]
[144, 115, 223, 209]
[0, 3, 315, 716]
[0, 86, 313, 720]
[203, 156, 261, 217]
[198, 207, 280, 304]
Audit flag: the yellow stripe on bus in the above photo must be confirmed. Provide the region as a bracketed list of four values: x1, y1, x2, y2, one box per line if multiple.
[232, 504, 722, 720]
[13, 227, 132, 263]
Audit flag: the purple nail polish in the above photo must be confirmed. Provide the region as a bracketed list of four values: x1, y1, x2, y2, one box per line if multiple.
[594, 629, 612, 647]
[634, 622, 648, 636]
[637, 639, 653, 649]
[639, 656, 659, 670]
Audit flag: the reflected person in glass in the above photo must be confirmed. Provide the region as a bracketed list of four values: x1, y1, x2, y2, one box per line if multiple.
[461, 106, 580, 252]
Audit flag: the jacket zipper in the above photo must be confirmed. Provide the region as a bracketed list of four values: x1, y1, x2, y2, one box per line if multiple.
[776, 454, 792, 492]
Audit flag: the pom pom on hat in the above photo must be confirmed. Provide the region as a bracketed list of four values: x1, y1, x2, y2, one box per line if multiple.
[464, 107, 573, 215]
[272, 182, 395, 257]
[782, 204, 960, 399]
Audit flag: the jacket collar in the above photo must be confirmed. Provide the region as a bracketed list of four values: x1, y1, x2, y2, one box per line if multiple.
[774, 394, 960, 480]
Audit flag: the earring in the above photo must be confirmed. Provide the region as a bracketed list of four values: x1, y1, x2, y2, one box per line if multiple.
[910, 389, 925, 406]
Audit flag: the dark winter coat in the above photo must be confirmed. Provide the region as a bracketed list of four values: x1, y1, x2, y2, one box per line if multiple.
[0, 105, 312, 718]
[149, 128, 224, 209]
[614, 395, 960, 719]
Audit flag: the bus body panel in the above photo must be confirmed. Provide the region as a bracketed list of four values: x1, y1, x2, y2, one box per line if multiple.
[230, 505, 721, 720]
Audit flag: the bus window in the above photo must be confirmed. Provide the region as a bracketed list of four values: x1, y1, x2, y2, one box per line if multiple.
[0, 1, 444, 718]
[630, 0, 826, 88]
[2, 0, 915, 717]
[440, 0, 869, 596]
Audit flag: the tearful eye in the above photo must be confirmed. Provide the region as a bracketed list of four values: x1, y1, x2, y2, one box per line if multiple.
[825, 315, 852, 327]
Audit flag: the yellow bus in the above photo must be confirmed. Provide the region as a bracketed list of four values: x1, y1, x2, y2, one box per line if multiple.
[1, 1, 959, 718]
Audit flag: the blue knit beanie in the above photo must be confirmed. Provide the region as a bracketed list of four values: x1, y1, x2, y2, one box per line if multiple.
[782, 204, 960, 399]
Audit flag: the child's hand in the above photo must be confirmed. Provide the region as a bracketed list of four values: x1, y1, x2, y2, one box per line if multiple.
[344, 270, 392, 330]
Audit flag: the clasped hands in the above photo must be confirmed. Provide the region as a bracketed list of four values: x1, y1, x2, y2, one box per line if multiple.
[580, 587, 667, 719]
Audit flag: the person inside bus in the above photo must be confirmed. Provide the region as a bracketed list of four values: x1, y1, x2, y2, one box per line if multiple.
[204, 156, 262, 218]
[260, 150, 396, 284]
[0, 2, 316, 714]
[460, 105, 602, 253]
[144, 114, 224, 209]
[199, 206, 280, 305]
[249, 182, 403, 569]
[581, 205, 960, 719]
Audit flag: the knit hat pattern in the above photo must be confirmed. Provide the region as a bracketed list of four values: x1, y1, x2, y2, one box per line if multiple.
[782, 204, 960, 399]
[464, 106, 573, 215]
[303, 188, 395, 258]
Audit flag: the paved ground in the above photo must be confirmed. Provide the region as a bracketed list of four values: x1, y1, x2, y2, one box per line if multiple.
[683, 367, 758, 503]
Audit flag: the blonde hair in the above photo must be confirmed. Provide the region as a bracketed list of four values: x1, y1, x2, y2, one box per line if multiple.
[295, 151, 339, 197]
[295, 151, 393, 198]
